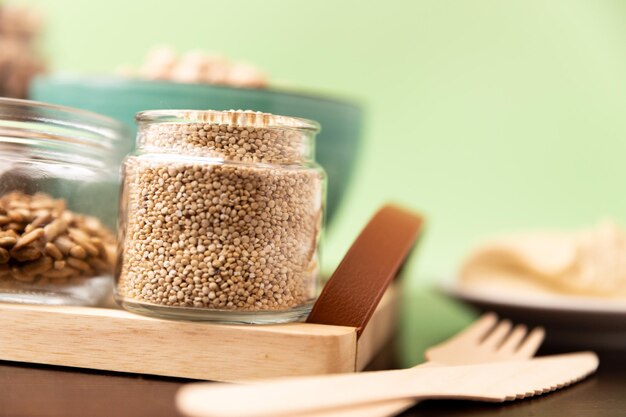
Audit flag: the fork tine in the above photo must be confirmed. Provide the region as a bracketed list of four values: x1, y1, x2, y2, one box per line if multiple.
[450, 312, 498, 343]
[498, 324, 528, 354]
[515, 327, 546, 359]
[481, 319, 512, 349]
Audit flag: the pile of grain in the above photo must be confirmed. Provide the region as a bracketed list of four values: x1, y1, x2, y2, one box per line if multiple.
[139, 118, 306, 164]
[0, 192, 116, 285]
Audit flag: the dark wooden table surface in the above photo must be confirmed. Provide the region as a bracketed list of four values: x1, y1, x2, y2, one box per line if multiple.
[1, 340, 624, 417]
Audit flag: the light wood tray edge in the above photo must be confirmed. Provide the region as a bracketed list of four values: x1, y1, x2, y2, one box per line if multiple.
[0, 286, 397, 381]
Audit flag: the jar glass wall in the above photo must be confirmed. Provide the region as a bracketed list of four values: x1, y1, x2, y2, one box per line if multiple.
[0, 98, 129, 305]
[116, 110, 326, 323]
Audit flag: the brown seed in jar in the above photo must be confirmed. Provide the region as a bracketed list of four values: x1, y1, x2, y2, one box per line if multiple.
[44, 242, 63, 260]
[83, 217, 104, 235]
[0, 236, 17, 248]
[0, 215, 9, 225]
[8, 208, 30, 223]
[82, 240, 100, 257]
[43, 266, 77, 279]
[68, 228, 99, 256]
[7, 222, 24, 232]
[12, 267, 35, 283]
[53, 235, 73, 255]
[67, 257, 91, 272]
[86, 256, 110, 273]
[13, 227, 44, 250]
[103, 243, 116, 263]
[4, 230, 18, 238]
[10, 246, 42, 262]
[61, 211, 73, 224]
[43, 219, 68, 242]
[67, 276, 88, 285]
[89, 237, 107, 259]
[20, 256, 53, 276]
[30, 197, 63, 211]
[69, 245, 87, 259]
[30, 211, 53, 229]
[0, 247, 9, 264]
[54, 260, 66, 270]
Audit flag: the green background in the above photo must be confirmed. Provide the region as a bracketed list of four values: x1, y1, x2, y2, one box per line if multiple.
[18, 0, 626, 364]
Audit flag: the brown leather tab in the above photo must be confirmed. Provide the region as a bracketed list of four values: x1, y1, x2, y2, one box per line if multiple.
[306, 204, 424, 337]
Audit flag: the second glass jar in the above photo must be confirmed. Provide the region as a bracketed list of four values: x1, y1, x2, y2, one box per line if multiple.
[116, 110, 326, 323]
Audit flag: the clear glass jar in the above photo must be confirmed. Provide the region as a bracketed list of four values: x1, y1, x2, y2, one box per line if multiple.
[116, 110, 326, 323]
[0, 98, 129, 305]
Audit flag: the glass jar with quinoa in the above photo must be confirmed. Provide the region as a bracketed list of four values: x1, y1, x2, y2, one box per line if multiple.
[116, 110, 326, 323]
[0, 98, 129, 305]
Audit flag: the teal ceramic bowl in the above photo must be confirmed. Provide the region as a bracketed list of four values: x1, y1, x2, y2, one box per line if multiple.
[30, 75, 363, 223]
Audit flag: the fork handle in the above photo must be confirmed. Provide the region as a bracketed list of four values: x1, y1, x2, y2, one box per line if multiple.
[294, 362, 445, 417]
[293, 399, 416, 417]
[177, 368, 436, 417]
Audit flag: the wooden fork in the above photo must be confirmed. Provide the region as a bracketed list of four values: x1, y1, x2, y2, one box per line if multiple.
[425, 312, 545, 365]
[307, 313, 544, 417]
[177, 313, 547, 417]
[177, 352, 597, 417]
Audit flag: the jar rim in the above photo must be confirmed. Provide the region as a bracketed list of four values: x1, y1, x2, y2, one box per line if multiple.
[0, 97, 128, 155]
[135, 109, 321, 133]
[0, 97, 126, 132]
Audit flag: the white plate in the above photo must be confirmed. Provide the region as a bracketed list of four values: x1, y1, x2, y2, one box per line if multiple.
[442, 282, 626, 351]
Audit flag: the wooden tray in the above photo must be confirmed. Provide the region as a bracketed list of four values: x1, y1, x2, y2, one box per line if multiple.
[0, 286, 397, 382]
